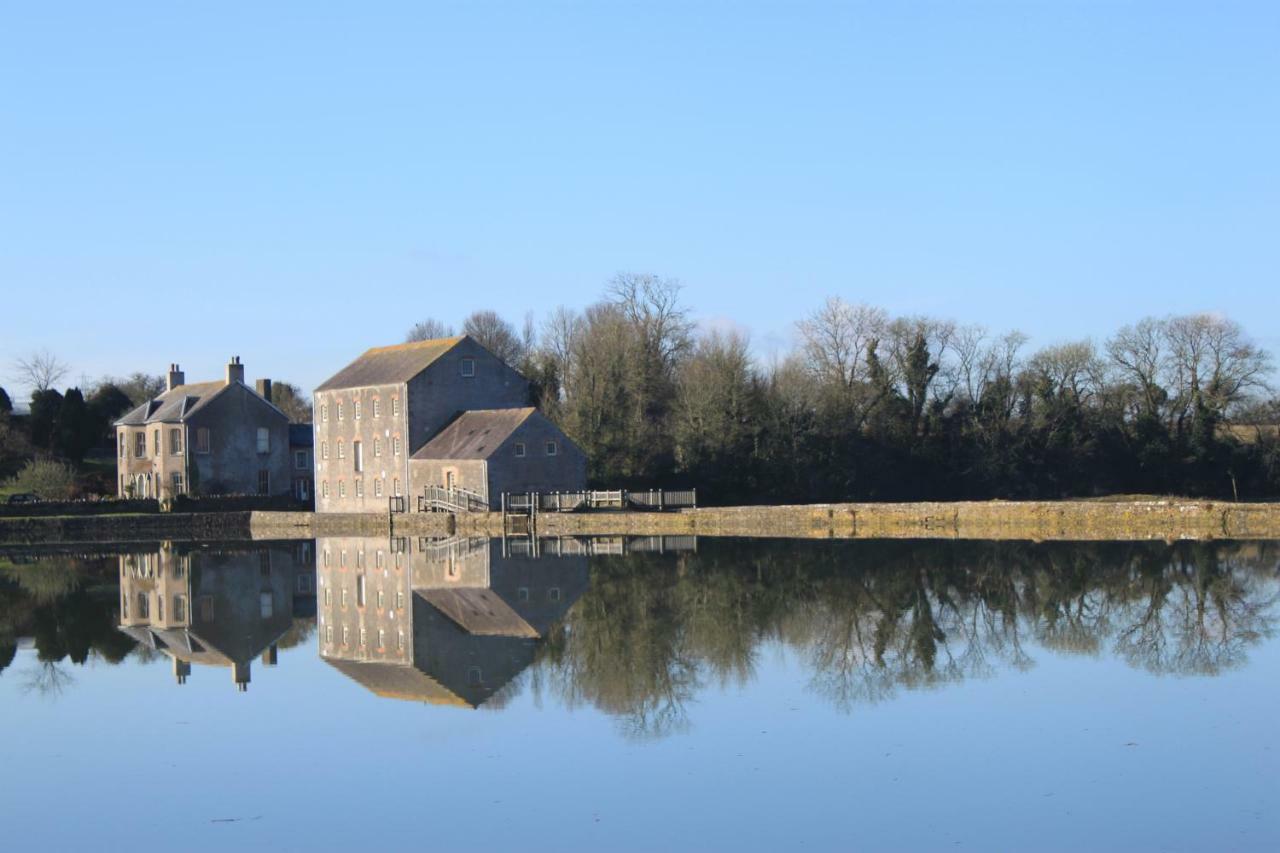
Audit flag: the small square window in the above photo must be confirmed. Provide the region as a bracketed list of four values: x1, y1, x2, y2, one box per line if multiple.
[545, 441, 557, 456]
[514, 442, 526, 458]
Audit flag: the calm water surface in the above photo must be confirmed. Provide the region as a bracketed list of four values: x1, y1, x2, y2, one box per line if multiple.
[2, 536, 1278, 851]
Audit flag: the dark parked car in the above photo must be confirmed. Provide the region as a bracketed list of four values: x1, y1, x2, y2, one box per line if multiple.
[7, 493, 38, 505]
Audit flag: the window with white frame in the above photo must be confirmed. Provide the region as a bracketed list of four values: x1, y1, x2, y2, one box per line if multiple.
[546, 440, 558, 456]
[294, 450, 309, 469]
[374, 479, 383, 497]
[460, 357, 475, 377]
[514, 442, 526, 458]
[170, 428, 183, 455]
[373, 399, 381, 417]
[338, 480, 346, 497]
[322, 480, 329, 498]
[353, 440, 363, 472]
[392, 397, 400, 416]
[321, 441, 328, 460]
[134, 432, 146, 458]
[321, 403, 328, 421]
[374, 438, 381, 457]
[392, 436, 401, 456]
[256, 427, 270, 453]
[354, 400, 361, 419]
[338, 439, 345, 459]
[337, 402, 343, 420]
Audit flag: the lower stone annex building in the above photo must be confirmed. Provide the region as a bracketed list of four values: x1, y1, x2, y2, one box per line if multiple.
[312, 336, 586, 512]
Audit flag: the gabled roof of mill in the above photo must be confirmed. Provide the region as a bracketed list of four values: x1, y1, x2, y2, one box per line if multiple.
[115, 381, 230, 426]
[410, 407, 537, 461]
[314, 336, 466, 393]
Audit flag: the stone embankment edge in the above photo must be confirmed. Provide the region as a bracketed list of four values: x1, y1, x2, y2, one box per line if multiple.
[4, 501, 1278, 545]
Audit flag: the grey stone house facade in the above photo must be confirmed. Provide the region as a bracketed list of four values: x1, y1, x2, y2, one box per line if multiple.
[312, 336, 586, 513]
[115, 358, 292, 500]
[410, 408, 587, 509]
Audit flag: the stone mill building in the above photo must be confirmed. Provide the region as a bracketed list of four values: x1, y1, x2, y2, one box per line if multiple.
[312, 336, 586, 512]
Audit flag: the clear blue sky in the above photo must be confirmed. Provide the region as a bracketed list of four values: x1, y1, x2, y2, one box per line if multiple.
[2, 1, 1277, 394]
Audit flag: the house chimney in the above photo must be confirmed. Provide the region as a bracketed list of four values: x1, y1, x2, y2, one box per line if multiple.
[255, 378, 273, 404]
[167, 364, 185, 392]
[233, 660, 251, 692]
[225, 356, 245, 386]
[261, 643, 278, 667]
[173, 658, 191, 685]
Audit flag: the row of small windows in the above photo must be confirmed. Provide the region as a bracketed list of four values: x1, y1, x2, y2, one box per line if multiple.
[322, 548, 401, 570]
[321, 576, 407, 612]
[324, 624, 406, 650]
[121, 426, 269, 458]
[320, 395, 401, 423]
[513, 440, 558, 458]
[320, 437, 400, 462]
[320, 478, 400, 499]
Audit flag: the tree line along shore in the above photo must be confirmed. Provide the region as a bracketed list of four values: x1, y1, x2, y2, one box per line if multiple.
[3, 274, 1277, 505]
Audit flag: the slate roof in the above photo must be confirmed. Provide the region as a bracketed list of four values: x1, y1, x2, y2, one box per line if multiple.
[323, 658, 474, 707]
[314, 336, 465, 392]
[289, 424, 314, 448]
[410, 407, 537, 461]
[114, 381, 230, 426]
[417, 588, 539, 638]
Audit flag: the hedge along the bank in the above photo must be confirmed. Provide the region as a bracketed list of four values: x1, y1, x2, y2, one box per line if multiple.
[0, 498, 160, 518]
[0, 493, 309, 519]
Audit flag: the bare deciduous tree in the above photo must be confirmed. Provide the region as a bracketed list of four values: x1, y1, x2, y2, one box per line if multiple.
[796, 297, 888, 389]
[404, 317, 455, 343]
[463, 309, 525, 364]
[1165, 313, 1272, 419]
[14, 349, 69, 392]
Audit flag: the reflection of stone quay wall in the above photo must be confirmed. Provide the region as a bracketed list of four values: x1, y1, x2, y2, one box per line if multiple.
[5, 500, 1280, 543]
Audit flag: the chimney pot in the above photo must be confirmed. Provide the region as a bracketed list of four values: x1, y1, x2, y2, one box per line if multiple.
[226, 357, 246, 386]
[167, 363, 186, 392]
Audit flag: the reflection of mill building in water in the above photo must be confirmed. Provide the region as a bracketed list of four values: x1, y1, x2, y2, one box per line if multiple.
[318, 536, 588, 707]
[117, 542, 316, 690]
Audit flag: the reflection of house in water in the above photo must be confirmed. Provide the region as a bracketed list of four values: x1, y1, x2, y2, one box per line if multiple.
[118, 541, 316, 691]
[318, 536, 591, 708]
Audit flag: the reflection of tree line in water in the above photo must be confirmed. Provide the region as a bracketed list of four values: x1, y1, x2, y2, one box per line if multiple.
[0, 550, 313, 694]
[524, 540, 1280, 739]
[1, 540, 1277, 732]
